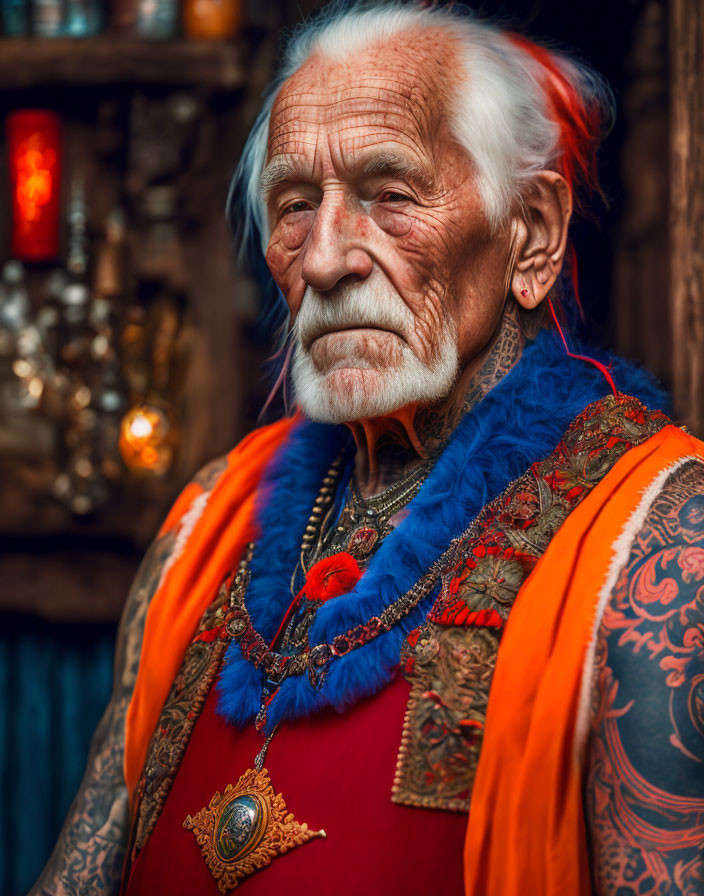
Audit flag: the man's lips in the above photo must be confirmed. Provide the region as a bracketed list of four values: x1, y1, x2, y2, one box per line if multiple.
[306, 324, 403, 349]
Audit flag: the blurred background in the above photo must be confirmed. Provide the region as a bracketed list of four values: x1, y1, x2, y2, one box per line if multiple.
[0, 0, 701, 892]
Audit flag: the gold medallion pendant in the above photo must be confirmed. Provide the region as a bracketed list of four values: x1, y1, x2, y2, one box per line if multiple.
[183, 766, 326, 892]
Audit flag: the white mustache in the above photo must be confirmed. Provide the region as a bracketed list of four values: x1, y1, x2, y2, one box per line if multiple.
[294, 280, 414, 349]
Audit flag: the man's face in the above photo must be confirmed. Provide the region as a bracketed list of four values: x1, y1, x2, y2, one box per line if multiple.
[263, 30, 515, 422]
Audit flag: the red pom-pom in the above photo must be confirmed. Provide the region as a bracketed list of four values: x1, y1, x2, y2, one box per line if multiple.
[304, 552, 362, 603]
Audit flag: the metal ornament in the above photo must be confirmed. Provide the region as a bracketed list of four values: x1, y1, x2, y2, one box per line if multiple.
[183, 765, 326, 892]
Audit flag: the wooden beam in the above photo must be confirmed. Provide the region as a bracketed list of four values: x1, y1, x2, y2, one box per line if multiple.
[0, 548, 139, 622]
[670, 0, 704, 432]
[613, 0, 670, 387]
[0, 36, 247, 89]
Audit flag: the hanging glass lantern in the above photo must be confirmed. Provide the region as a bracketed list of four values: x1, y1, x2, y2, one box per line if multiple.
[6, 110, 62, 262]
[119, 402, 177, 475]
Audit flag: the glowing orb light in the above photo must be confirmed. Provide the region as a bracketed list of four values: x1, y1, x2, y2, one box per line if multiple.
[119, 404, 176, 475]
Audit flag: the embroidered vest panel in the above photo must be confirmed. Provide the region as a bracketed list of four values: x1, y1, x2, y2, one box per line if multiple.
[128, 582, 233, 859]
[392, 395, 669, 810]
[125, 394, 670, 880]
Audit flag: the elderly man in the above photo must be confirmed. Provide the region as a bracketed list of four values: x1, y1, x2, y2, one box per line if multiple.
[32, 4, 704, 896]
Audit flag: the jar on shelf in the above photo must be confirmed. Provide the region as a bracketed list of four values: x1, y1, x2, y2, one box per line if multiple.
[64, 0, 103, 36]
[182, 0, 242, 40]
[136, 0, 177, 39]
[1, 0, 29, 36]
[31, 0, 63, 36]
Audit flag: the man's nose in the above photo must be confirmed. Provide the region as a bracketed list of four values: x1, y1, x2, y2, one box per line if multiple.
[300, 195, 373, 292]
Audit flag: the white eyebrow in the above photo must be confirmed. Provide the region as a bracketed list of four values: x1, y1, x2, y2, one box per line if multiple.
[361, 152, 433, 192]
[258, 150, 435, 203]
[259, 156, 307, 203]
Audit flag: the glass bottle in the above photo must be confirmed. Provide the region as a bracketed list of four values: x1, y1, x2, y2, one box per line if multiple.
[64, 0, 103, 36]
[66, 175, 89, 282]
[31, 0, 64, 36]
[1, 0, 29, 36]
[136, 0, 177, 39]
[183, 0, 241, 39]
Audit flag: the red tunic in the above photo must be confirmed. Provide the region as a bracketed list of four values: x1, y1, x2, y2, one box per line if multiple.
[125, 673, 467, 895]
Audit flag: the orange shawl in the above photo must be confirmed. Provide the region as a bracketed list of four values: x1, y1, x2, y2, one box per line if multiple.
[464, 423, 704, 894]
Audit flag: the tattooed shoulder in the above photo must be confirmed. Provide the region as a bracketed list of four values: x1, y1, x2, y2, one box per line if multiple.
[192, 454, 228, 491]
[585, 458, 704, 896]
[27, 456, 223, 895]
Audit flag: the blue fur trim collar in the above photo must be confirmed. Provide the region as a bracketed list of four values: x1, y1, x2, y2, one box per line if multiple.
[216, 330, 668, 732]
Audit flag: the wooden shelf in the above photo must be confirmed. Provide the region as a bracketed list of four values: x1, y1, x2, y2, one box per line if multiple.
[0, 544, 140, 622]
[0, 26, 265, 622]
[0, 35, 250, 89]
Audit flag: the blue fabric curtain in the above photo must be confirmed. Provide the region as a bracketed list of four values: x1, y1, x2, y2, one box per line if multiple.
[1, 613, 116, 896]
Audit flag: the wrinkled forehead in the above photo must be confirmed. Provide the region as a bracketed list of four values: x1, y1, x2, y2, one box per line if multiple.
[267, 29, 461, 171]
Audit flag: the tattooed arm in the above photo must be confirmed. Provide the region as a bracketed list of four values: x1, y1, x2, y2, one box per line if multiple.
[29, 456, 228, 896]
[585, 460, 704, 896]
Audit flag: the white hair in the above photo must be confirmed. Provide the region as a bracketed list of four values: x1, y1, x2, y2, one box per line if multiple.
[291, 273, 459, 423]
[228, 1, 612, 255]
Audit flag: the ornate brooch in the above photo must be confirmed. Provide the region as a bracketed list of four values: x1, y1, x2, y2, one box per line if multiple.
[183, 766, 326, 892]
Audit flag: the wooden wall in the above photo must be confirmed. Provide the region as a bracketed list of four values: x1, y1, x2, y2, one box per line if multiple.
[670, 0, 704, 434]
[615, 0, 704, 434]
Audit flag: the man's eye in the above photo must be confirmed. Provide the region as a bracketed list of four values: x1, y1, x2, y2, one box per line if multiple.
[282, 200, 311, 215]
[380, 191, 410, 204]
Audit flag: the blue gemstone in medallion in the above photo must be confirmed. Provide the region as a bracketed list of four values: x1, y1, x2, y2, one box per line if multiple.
[214, 792, 266, 863]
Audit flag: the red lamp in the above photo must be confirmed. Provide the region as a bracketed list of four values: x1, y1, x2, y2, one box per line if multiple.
[6, 109, 61, 262]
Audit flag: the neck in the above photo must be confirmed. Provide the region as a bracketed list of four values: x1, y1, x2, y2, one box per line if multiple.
[347, 300, 525, 496]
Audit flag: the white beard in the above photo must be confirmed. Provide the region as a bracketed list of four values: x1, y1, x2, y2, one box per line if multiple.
[291, 275, 459, 424]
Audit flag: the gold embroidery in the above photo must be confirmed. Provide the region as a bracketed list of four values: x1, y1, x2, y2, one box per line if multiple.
[394, 395, 672, 812]
[183, 767, 326, 892]
[393, 625, 499, 810]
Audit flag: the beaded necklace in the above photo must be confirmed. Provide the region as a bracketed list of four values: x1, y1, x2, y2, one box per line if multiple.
[225, 458, 481, 743]
[296, 453, 433, 577]
[314, 458, 434, 564]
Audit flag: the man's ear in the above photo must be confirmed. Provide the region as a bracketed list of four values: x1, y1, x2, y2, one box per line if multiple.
[510, 171, 572, 310]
